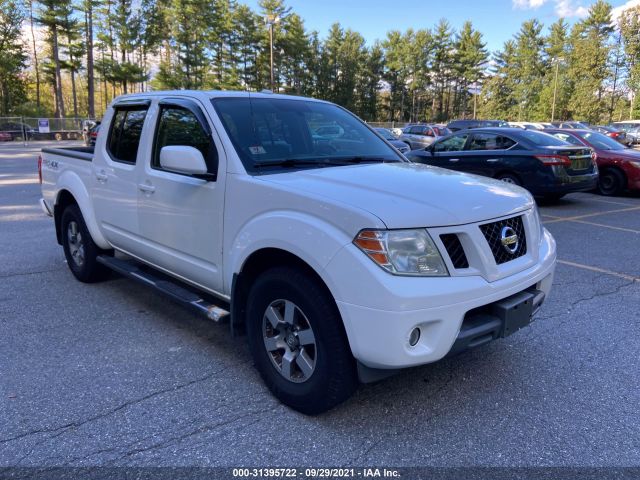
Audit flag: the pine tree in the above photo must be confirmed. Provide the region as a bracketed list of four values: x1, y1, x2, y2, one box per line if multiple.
[620, 5, 640, 118]
[454, 21, 487, 119]
[0, 0, 27, 115]
[567, 0, 614, 123]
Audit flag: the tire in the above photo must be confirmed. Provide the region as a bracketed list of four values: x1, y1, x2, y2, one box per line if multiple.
[496, 173, 521, 186]
[597, 169, 626, 196]
[61, 204, 111, 283]
[54, 133, 63, 141]
[246, 266, 357, 415]
[539, 193, 566, 203]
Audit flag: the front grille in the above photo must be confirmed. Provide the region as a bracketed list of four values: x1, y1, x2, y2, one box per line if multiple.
[479, 215, 527, 265]
[440, 234, 469, 269]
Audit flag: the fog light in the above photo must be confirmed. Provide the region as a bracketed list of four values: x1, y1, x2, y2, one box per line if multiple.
[409, 327, 421, 346]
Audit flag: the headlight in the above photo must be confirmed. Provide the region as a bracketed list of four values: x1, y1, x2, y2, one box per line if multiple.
[354, 229, 449, 276]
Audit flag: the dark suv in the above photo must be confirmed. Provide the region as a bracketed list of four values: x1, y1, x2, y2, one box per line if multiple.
[447, 119, 508, 132]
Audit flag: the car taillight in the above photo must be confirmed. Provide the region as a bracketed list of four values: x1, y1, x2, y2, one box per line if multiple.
[535, 154, 571, 167]
[37, 155, 42, 184]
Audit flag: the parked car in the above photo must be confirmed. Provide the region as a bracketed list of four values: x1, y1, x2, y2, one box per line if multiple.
[508, 122, 546, 130]
[399, 124, 450, 150]
[39, 91, 556, 414]
[592, 125, 632, 146]
[551, 121, 591, 130]
[373, 127, 410, 154]
[0, 131, 11, 142]
[406, 127, 598, 201]
[611, 121, 640, 144]
[547, 128, 640, 196]
[0, 122, 37, 140]
[85, 123, 100, 146]
[447, 119, 508, 132]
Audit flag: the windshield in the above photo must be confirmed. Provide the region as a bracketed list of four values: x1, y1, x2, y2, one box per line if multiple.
[577, 131, 626, 150]
[519, 130, 571, 146]
[433, 126, 451, 136]
[212, 97, 402, 172]
[374, 128, 395, 140]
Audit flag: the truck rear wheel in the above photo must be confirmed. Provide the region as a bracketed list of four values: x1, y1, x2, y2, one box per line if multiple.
[246, 266, 357, 414]
[61, 205, 110, 283]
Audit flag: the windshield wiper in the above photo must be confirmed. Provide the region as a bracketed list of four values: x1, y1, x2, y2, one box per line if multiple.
[253, 156, 401, 169]
[324, 156, 400, 164]
[253, 158, 333, 168]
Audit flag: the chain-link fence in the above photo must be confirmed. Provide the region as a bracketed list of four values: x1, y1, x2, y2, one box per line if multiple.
[0, 117, 96, 143]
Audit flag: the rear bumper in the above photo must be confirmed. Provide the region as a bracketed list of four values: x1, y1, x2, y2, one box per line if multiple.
[531, 171, 598, 195]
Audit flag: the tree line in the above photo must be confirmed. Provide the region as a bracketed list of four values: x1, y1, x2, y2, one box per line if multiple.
[0, 0, 639, 124]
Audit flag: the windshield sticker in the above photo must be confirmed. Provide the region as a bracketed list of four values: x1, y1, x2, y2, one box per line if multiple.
[249, 146, 267, 155]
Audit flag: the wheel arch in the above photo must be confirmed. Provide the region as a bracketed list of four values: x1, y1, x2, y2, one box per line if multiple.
[231, 247, 340, 337]
[53, 177, 110, 249]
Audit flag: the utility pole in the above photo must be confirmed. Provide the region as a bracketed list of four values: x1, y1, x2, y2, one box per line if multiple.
[265, 15, 280, 92]
[551, 57, 561, 122]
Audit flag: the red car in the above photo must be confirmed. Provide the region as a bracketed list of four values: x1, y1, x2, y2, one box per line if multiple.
[0, 132, 11, 142]
[548, 129, 640, 196]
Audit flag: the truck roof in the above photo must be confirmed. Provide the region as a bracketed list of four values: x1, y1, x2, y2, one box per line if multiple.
[111, 90, 326, 105]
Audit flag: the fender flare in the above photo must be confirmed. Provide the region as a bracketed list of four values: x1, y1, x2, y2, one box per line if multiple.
[55, 171, 110, 249]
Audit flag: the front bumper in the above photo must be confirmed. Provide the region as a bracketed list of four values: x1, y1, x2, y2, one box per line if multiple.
[324, 228, 556, 369]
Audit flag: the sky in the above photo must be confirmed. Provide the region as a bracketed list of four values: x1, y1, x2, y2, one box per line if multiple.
[242, 0, 640, 53]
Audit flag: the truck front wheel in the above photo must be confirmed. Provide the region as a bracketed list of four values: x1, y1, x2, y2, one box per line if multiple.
[246, 266, 357, 414]
[61, 205, 110, 283]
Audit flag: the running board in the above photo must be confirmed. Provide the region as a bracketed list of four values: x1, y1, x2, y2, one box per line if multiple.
[96, 255, 230, 323]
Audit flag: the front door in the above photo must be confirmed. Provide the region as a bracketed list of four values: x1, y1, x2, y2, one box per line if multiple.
[136, 98, 226, 294]
[430, 132, 472, 171]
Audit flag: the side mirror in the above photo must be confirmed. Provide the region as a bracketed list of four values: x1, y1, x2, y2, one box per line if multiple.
[160, 145, 208, 176]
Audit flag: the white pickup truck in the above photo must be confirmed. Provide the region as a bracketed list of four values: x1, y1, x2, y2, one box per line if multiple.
[39, 91, 556, 414]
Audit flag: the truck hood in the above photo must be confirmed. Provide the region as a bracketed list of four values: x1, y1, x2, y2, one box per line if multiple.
[261, 162, 534, 228]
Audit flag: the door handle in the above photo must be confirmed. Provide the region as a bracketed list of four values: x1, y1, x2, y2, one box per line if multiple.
[449, 158, 460, 162]
[95, 170, 108, 183]
[138, 183, 156, 194]
[486, 158, 499, 162]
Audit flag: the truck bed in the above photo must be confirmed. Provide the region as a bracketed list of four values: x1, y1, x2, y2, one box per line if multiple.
[41, 146, 94, 161]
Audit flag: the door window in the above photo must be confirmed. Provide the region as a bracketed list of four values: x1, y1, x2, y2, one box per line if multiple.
[433, 134, 469, 152]
[468, 133, 516, 151]
[107, 107, 148, 163]
[152, 106, 217, 173]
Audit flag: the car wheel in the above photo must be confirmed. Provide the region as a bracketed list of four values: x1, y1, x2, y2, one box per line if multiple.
[61, 205, 111, 283]
[496, 173, 521, 186]
[246, 266, 357, 415]
[541, 194, 566, 202]
[597, 169, 625, 196]
[54, 133, 63, 141]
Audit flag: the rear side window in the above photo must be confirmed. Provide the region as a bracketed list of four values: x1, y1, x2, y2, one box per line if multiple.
[108, 107, 148, 163]
[152, 106, 216, 171]
[468, 133, 516, 150]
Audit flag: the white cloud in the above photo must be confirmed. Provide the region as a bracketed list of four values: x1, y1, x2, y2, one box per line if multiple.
[611, 0, 640, 21]
[554, 0, 589, 18]
[512, 0, 589, 18]
[513, 0, 549, 9]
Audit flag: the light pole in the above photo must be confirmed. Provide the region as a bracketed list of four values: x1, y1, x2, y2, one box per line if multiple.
[265, 14, 280, 92]
[551, 57, 562, 122]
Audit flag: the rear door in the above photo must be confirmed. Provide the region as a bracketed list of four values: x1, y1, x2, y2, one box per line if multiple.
[136, 97, 226, 294]
[92, 100, 150, 253]
[464, 132, 518, 177]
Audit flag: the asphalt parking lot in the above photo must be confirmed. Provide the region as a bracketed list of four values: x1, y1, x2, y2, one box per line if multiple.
[1, 141, 639, 468]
